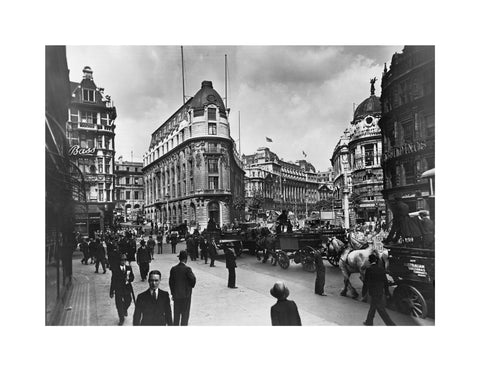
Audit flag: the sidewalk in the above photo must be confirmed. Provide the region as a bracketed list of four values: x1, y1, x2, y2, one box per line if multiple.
[56, 241, 434, 326]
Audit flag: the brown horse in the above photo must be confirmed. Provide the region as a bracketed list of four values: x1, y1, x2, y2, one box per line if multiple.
[328, 233, 389, 301]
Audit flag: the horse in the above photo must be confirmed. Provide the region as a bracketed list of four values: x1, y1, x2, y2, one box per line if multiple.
[256, 228, 278, 265]
[327, 232, 389, 301]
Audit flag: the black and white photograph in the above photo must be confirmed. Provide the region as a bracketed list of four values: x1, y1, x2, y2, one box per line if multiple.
[4, 1, 479, 370]
[46, 44, 435, 327]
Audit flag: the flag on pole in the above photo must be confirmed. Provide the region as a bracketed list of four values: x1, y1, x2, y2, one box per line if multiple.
[302, 151, 307, 157]
[266, 137, 273, 142]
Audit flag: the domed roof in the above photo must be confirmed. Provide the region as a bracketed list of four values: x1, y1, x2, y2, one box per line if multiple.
[354, 94, 381, 120]
[189, 81, 225, 111]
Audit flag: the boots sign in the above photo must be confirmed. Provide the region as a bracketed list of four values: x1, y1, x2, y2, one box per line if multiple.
[68, 145, 96, 156]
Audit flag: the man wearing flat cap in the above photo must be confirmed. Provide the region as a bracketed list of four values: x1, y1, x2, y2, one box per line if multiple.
[270, 281, 302, 326]
[133, 270, 172, 326]
[110, 254, 135, 325]
[169, 250, 196, 326]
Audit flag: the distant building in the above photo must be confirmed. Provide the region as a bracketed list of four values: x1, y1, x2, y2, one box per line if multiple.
[330, 130, 353, 227]
[143, 81, 244, 230]
[114, 159, 144, 222]
[379, 46, 435, 220]
[243, 147, 321, 218]
[66, 66, 117, 236]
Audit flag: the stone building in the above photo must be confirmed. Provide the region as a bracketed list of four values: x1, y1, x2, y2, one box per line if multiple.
[379, 46, 435, 220]
[143, 81, 244, 231]
[243, 147, 321, 218]
[348, 80, 386, 223]
[330, 130, 353, 227]
[114, 159, 144, 222]
[66, 66, 117, 235]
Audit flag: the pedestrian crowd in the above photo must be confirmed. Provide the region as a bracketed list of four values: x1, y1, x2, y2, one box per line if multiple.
[75, 205, 433, 326]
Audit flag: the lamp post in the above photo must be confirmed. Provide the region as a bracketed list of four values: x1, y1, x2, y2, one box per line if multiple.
[165, 192, 170, 231]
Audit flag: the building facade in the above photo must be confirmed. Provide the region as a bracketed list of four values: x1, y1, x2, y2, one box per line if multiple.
[330, 130, 353, 227]
[46, 46, 76, 324]
[66, 66, 117, 236]
[243, 147, 322, 218]
[114, 160, 144, 222]
[348, 81, 386, 223]
[143, 81, 244, 230]
[379, 46, 435, 220]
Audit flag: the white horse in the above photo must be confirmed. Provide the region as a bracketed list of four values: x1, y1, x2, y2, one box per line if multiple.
[328, 232, 389, 301]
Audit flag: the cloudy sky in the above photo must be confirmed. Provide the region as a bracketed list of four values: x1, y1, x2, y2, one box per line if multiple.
[66, 45, 402, 170]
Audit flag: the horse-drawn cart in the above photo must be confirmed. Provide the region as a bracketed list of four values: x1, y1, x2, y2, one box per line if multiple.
[275, 233, 321, 272]
[386, 244, 435, 319]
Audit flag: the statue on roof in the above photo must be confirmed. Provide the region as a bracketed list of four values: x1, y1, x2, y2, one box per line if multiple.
[370, 77, 377, 96]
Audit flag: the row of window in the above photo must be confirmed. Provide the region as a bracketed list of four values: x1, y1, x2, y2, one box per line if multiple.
[116, 190, 142, 200]
[77, 157, 112, 174]
[147, 124, 220, 165]
[116, 176, 143, 186]
[70, 134, 111, 150]
[115, 166, 142, 173]
[70, 109, 111, 126]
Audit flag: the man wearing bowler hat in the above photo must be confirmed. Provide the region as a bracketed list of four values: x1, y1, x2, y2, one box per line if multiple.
[270, 281, 302, 326]
[110, 254, 135, 325]
[169, 250, 196, 326]
[133, 270, 172, 326]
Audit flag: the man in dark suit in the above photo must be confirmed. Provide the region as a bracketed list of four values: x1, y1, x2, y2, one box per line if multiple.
[110, 254, 135, 325]
[133, 270, 172, 326]
[170, 232, 178, 254]
[270, 281, 302, 326]
[169, 250, 196, 326]
[208, 240, 217, 267]
[136, 239, 151, 281]
[363, 254, 395, 326]
[225, 247, 237, 288]
[94, 238, 107, 274]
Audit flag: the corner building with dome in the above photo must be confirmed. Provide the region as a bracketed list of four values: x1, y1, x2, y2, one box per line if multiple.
[348, 83, 385, 223]
[143, 81, 244, 230]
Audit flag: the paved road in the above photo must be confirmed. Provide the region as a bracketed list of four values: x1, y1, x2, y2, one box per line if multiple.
[56, 240, 433, 326]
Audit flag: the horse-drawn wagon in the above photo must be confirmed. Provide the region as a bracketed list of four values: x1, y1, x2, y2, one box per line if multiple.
[385, 243, 434, 319]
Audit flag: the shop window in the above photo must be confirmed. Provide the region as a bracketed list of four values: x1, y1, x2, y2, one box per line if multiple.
[82, 89, 95, 102]
[208, 123, 217, 135]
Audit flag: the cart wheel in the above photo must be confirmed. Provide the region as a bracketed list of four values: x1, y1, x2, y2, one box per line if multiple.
[278, 251, 290, 269]
[393, 284, 428, 318]
[301, 255, 316, 272]
[326, 252, 339, 267]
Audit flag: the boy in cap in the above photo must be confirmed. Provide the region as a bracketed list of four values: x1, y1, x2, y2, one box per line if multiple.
[270, 281, 302, 326]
